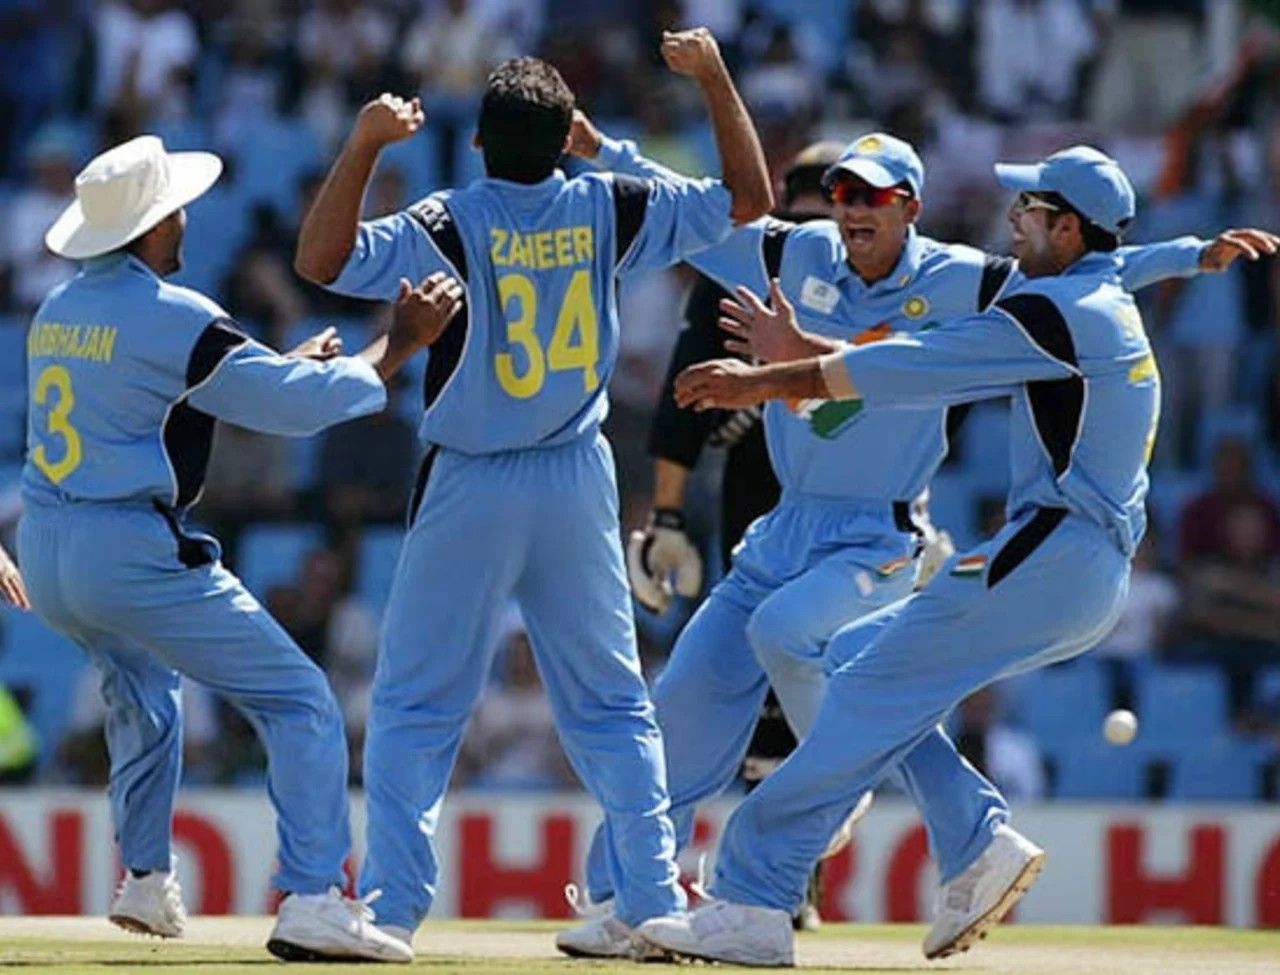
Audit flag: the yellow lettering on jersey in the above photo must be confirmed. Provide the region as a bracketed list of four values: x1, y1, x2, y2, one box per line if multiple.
[27, 323, 119, 363]
[533, 231, 554, 269]
[490, 228, 509, 265]
[489, 227, 596, 270]
[554, 228, 573, 266]
[512, 232, 533, 268]
[1128, 353, 1157, 384]
[573, 227, 593, 263]
[98, 326, 117, 363]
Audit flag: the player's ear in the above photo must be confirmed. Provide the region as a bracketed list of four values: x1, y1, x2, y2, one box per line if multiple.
[471, 130, 482, 150]
[903, 196, 922, 225]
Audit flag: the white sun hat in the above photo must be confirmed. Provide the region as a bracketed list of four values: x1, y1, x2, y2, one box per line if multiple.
[45, 135, 222, 260]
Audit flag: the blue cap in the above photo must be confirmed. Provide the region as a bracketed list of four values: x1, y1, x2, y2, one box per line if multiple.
[823, 132, 924, 198]
[994, 145, 1135, 235]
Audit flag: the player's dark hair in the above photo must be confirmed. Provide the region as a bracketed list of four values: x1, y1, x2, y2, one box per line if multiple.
[477, 58, 574, 184]
[1039, 191, 1124, 252]
[783, 164, 827, 207]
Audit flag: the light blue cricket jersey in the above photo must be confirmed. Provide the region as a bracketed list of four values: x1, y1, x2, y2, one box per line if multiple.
[595, 137, 1201, 504]
[23, 252, 386, 511]
[837, 252, 1159, 555]
[326, 169, 732, 454]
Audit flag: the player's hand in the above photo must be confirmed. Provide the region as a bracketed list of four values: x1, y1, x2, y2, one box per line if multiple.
[660, 28, 724, 82]
[287, 326, 344, 361]
[626, 509, 703, 613]
[353, 93, 425, 151]
[0, 545, 30, 611]
[719, 279, 807, 363]
[1199, 228, 1280, 272]
[391, 272, 464, 350]
[567, 109, 603, 160]
[675, 358, 768, 411]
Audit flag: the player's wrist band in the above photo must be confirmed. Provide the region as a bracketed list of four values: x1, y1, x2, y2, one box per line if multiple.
[652, 508, 686, 531]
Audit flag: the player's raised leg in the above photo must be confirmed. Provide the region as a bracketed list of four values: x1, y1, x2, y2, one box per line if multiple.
[360, 450, 524, 936]
[52, 507, 410, 963]
[747, 553, 915, 738]
[638, 517, 1127, 965]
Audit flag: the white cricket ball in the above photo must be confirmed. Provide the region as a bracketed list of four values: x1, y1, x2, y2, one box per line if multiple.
[1103, 708, 1138, 746]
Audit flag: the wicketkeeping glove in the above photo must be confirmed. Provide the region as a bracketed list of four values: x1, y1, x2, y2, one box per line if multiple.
[627, 508, 704, 613]
[915, 525, 955, 589]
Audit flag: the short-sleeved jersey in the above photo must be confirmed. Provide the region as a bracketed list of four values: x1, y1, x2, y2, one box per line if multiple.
[594, 136, 1200, 504]
[835, 252, 1159, 554]
[23, 252, 386, 509]
[326, 169, 733, 455]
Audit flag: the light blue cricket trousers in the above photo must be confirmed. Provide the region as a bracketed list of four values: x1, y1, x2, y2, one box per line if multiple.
[712, 508, 1131, 911]
[18, 499, 350, 894]
[585, 495, 1010, 904]
[359, 433, 684, 930]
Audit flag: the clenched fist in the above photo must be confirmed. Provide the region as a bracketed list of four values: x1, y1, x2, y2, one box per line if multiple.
[660, 27, 724, 82]
[353, 93, 425, 151]
[567, 109, 604, 160]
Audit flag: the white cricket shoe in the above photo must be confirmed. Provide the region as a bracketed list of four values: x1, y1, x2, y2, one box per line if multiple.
[554, 883, 656, 959]
[635, 900, 794, 967]
[109, 869, 187, 938]
[267, 887, 414, 963]
[922, 824, 1045, 960]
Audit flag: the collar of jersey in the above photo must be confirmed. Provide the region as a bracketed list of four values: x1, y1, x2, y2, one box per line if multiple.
[1062, 250, 1122, 280]
[835, 225, 924, 295]
[477, 170, 568, 193]
[81, 250, 157, 280]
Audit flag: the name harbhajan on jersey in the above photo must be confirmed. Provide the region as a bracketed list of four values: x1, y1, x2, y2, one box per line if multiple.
[27, 323, 119, 363]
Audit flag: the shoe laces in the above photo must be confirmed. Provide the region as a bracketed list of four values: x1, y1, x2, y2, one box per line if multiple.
[689, 854, 714, 904]
[564, 883, 600, 918]
[332, 887, 381, 926]
[161, 874, 187, 921]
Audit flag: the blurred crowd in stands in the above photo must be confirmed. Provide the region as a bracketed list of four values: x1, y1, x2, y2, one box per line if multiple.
[3, 0, 1280, 801]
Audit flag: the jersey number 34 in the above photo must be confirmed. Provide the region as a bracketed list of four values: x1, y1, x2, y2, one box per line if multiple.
[494, 270, 599, 399]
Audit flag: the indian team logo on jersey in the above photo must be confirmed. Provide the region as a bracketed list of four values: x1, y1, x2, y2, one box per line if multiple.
[903, 295, 929, 320]
[855, 135, 884, 154]
[950, 553, 987, 577]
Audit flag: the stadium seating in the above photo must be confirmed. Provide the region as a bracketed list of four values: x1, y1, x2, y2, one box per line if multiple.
[1168, 739, 1264, 801]
[1015, 658, 1111, 743]
[356, 526, 405, 614]
[234, 522, 324, 599]
[0, 607, 87, 769]
[1132, 664, 1229, 750]
[1052, 745, 1145, 800]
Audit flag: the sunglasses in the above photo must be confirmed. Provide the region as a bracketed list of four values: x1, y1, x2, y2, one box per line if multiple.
[1013, 192, 1062, 214]
[823, 178, 911, 208]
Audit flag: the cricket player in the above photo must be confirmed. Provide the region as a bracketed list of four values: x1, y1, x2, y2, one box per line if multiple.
[20, 134, 463, 963]
[562, 126, 1275, 955]
[633, 146, 1244, 964]
[293, 30, 772, 947]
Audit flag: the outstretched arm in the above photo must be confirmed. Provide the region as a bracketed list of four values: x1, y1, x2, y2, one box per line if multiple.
[569, 46, 772, 226]
[1116, 227, 1279, 291]
[295, 93, 425, 285]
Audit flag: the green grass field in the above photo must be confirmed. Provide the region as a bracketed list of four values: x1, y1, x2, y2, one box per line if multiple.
[2, 918, 1278, 975]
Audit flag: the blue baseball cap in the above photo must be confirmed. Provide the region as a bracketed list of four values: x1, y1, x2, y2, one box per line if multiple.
[823, 132, 924, 198]
[994, 145, 1135, 235]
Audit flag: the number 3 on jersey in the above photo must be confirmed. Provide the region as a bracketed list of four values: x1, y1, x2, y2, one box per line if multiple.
[495, 270, 600, 399]
[31, 364, 83, 484]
